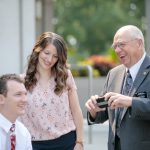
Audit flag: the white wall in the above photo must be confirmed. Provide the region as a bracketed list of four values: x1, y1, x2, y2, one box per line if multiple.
[0, 0, 35, 75]
[21, 0, 35, 72]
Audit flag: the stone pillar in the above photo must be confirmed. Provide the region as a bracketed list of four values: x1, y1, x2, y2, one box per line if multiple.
[35, 0, 54, 36]
[0, 0, 35, 74]
[146, 0, 150, 53]
[20, 0, 36, 72]
[42, 0, 54, 32]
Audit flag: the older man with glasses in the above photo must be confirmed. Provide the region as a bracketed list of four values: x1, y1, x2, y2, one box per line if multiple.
[85, 25, 150, 150]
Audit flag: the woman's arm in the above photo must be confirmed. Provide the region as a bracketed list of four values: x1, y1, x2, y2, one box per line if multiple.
[68, 88, 84, 149]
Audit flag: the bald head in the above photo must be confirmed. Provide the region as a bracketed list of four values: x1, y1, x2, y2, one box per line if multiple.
[114, 25, 144, 45]
[112, 25, 145, 68]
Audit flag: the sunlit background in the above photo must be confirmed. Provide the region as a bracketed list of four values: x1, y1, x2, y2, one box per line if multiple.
[0, 0, 150, 149]
[0, 0, 150, 75]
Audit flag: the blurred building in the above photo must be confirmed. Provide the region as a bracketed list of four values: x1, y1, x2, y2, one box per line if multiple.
[0, 0, 150, 74]
[0, 0, 53, 74]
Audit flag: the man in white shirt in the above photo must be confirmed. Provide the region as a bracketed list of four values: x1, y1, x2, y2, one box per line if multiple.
[0, 74, 32, 150]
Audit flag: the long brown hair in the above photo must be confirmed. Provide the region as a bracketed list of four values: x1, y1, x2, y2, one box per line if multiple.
[24, 32, 68, 95]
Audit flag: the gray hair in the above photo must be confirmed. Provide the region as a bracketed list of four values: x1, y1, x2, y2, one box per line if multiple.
[117, 25, 144, 43]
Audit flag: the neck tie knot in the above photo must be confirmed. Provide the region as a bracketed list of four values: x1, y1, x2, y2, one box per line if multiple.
[122, 70, 133, 95]
[10, 124, 15, 133]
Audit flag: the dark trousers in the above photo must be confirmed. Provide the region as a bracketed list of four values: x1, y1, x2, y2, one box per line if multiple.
[115, 135, 121, 150]
[32, 131, 76, 150]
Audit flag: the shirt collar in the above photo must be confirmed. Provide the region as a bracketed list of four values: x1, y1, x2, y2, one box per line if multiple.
[0, 113, 16, 133]
[128, 52, 146, 81]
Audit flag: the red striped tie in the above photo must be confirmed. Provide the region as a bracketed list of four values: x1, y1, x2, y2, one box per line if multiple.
[10, 124, 16, 150]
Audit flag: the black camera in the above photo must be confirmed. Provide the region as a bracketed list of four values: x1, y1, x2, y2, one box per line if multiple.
[96, 97, 108, 108]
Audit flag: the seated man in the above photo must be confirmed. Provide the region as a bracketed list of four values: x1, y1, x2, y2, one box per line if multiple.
[0, 74, 32, 150]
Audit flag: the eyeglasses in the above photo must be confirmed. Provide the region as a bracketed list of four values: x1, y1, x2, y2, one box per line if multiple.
[111, 39, 137, 50]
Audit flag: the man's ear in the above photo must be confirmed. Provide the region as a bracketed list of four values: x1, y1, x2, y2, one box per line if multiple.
[137, 39, 143, 48]
[0, 94, 5, 105]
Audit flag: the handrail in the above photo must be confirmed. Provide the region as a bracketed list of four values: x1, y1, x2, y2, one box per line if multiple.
[70, 64, 93, 144]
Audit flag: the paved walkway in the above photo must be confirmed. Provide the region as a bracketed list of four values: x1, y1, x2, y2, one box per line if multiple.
[84, 120, 108, 150]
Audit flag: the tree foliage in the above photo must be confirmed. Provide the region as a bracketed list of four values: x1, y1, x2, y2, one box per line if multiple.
[53, 0, 145, 58]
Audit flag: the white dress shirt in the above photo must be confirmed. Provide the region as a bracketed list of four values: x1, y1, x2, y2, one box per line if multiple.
[129, 52, 146, 82]
[0, 114, 32, 150]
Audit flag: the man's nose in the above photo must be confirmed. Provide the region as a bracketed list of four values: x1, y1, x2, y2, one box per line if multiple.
[115, 46, 122, 53]
[22, 94, 27, 103]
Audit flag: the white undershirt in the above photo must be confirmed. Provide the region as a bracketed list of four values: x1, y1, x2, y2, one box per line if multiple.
[128, 53, 146, 82]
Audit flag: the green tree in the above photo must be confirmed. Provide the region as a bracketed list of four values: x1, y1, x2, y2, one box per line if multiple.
[53, 0, 145, 59]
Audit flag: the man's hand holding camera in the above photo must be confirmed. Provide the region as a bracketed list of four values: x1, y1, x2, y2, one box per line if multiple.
[85, 92, 132, 119]
[85, 95, 106, 119]
[105, 92, 132, 109]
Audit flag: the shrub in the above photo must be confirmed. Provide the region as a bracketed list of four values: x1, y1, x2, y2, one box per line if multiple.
[71, 54, 118, 77]
[89, 55, 116, 76]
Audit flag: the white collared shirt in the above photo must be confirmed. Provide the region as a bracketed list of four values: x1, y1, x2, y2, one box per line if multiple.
[129, 53, 146, 82]
[0, 114, 32, 150]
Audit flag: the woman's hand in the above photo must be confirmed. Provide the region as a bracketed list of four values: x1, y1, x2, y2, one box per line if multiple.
[74, 142, 84, 150]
